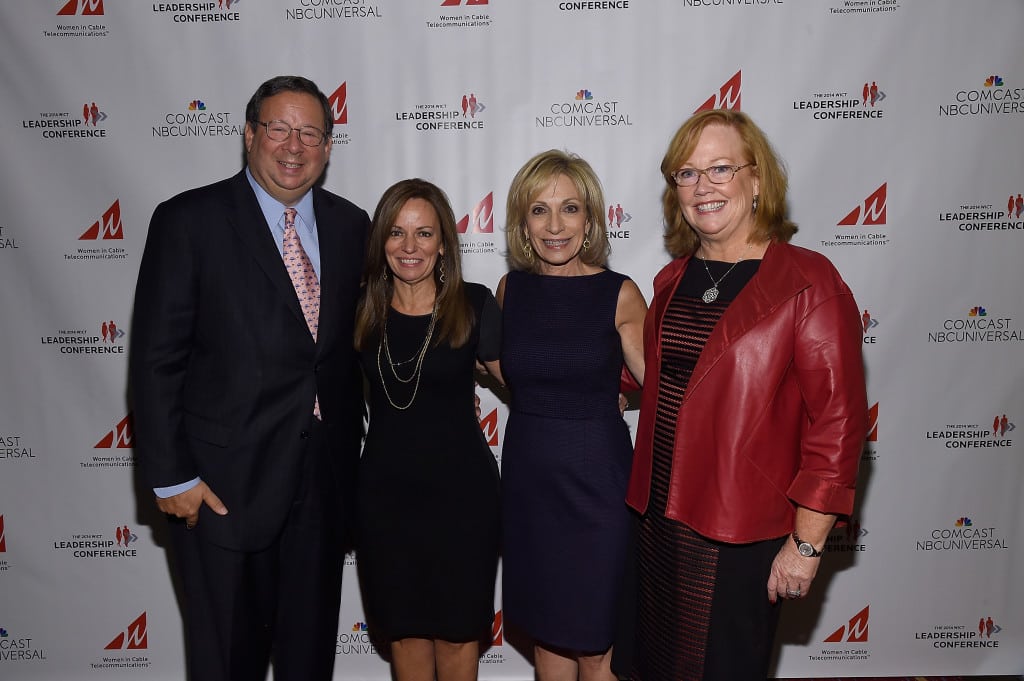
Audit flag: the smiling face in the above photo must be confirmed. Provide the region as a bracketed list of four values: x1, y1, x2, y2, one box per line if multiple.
[524, 173, 590, 275]
[675, 123, 760, 255]
[244, 90, 331, 207]
[384, 198, 443, 290]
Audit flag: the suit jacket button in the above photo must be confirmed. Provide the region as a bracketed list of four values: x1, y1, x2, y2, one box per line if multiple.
[300, 430, 310, 439]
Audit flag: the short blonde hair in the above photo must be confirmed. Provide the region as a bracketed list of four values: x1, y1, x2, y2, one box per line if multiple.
[504, 149, 610, 272]
[660, 109, 796, 258]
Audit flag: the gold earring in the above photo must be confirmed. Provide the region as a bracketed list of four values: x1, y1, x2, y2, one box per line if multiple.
[521, 232, 534, 264]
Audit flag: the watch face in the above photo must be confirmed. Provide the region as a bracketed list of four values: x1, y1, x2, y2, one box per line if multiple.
[798, 542, 815, 557]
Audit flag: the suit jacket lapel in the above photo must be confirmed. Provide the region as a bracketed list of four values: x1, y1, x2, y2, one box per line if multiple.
[312, 187, 339, 352]
[226, 171, 310, 331]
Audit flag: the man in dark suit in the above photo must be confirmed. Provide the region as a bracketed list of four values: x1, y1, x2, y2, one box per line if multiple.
[130, 75, 369, 681]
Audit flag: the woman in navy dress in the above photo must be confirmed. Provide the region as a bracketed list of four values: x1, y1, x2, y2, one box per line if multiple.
[498, 150, 647, 681]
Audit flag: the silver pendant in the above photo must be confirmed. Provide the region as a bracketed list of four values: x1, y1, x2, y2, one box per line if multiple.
[702, 286, 719, 303]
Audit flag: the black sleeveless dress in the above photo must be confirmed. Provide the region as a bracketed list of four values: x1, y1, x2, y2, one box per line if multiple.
[355, 282, 501, 642]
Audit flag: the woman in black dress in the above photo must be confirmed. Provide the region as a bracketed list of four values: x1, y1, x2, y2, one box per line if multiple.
[354, 178, 504, 681]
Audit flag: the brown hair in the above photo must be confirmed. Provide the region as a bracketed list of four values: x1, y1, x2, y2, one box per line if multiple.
[355, 178, 473, 350]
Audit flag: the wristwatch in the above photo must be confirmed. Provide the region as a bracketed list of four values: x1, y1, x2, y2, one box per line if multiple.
[792, 532, 823, 558]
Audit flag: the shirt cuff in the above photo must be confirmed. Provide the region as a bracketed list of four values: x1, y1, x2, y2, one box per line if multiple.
[154, 477, 201, 498]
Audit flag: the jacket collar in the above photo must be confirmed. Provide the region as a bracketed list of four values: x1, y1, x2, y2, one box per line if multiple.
[652, 241, 812, 398]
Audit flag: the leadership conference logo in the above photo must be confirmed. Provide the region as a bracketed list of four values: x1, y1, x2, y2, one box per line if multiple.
[53, 523, 140, 561]
[791, 80, 887, 121]
[395, 92, 487, 132]
[924, 412, 1015, 452]
[22, 102, 109, 141]
[41, 320, 126, 357]
[938, 192, 1024, 234]
[606, 202, 633, 240]
[152, 0, 243, 24]
[916, 615, 1003, 651]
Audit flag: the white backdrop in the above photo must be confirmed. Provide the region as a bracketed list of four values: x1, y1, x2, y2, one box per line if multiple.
[1, 0, 1023, 679]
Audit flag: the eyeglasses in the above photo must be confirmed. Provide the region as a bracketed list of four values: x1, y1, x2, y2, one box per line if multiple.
[254, 120, 326, 147]
[670, 163, 754, 187]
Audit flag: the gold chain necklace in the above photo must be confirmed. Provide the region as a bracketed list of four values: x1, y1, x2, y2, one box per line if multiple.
[376, 305, 437, 410]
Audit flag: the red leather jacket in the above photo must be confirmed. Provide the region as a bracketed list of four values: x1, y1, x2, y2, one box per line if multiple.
[625, 241, 867, 543]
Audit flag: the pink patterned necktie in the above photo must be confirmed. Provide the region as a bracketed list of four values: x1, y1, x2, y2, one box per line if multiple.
[282, 208, 321, 417]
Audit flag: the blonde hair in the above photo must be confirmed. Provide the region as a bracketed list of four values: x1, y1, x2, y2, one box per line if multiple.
[504, 149, 610, 272]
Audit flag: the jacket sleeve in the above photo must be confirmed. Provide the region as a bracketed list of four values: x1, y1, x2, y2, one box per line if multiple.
[786, 287, 868, 516]
[129, 198, 200, 490]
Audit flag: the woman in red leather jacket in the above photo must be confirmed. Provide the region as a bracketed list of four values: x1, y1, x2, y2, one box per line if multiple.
[623, 109, 868, 680]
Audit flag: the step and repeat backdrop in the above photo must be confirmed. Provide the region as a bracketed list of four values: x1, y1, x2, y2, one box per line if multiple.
[1, 0, 1022, 679]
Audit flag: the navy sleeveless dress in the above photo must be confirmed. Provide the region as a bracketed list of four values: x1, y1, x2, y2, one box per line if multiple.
[500, 269, 634, 652]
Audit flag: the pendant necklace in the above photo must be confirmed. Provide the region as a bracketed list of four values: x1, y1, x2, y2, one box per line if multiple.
[377, 304, 437, 410]
[699, 243, 753, 304]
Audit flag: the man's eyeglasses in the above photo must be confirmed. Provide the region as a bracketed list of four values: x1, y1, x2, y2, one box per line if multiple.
[670, 163, 754, 188]
[254, 120, 326, 147]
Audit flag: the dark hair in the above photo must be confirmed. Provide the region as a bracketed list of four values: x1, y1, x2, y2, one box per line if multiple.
[660, 109, 796, 257]
[244, 75, 333, 138]
[355, 179, 474, 350]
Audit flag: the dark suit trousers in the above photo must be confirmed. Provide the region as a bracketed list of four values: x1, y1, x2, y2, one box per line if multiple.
[169, 420, 344, 681]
